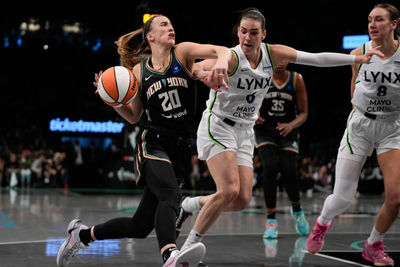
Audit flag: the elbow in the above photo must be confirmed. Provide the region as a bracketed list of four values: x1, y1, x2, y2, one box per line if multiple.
[126, 117, 140, 125]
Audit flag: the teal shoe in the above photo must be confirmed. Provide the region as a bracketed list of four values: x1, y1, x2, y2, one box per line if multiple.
[264, 238, 278, 258]
[263, 218, 278, 239]
[291, 207, 309, 236]
[289, 236, 307, 266]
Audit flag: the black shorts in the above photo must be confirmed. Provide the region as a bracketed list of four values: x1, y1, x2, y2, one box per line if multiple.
[254, 124, 299, 151]
[134, 126, 192, 187]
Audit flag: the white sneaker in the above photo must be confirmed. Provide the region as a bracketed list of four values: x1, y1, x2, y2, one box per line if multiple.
[57, 219, 90, 267]
[163, 243, 206, 267]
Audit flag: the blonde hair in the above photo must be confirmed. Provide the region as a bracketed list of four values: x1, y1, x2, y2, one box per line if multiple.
[114, 16, 160, 69]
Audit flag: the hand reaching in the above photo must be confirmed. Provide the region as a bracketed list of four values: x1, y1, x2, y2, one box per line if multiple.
[358, 45, 384, 63]
[93, 71, 103, 93]
[196, 70, 228, 92]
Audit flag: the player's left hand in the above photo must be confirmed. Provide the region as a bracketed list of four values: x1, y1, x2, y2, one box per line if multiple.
[276, 122, 294, 137]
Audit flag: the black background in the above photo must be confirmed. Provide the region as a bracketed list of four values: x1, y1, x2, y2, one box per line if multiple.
[1, 0, 398, 158]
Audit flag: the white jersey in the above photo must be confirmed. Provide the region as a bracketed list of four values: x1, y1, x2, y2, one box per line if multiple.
[352, 41, 400, 119]
[204, 43, 274, 129]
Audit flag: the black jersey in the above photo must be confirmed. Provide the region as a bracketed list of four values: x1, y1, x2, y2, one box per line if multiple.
[258, 71, 297, 126]
[140, 48, 197, 137]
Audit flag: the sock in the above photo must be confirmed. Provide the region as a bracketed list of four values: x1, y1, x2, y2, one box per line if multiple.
[181, 230, 204, 251]
[317, 215, 331, 226]
[79, 228, 94, 245]
[367, 226, 385, 245]
[182, 196, 202, 213]
[292, 203, 302, 213]
[162, 247, 178, 263]
[267, 212, 276, 220]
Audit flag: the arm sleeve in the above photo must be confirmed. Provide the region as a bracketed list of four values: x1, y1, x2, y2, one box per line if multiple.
[295, 50, 356, 67]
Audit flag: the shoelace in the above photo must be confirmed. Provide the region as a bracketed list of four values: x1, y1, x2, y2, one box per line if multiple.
[294, 215, 306, 226]
[372, 243, 388, 258]
[312, 228, 324, 242]
[266, 223, 276, 231]
[66, 242, 87, 260]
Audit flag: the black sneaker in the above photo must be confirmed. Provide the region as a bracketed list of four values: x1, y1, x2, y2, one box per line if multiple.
[176, 197, 192, 238]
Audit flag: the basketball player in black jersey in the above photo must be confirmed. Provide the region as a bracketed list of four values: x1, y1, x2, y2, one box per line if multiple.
[56, 15, 231, 267]
[254, 61, 309, 241]
[254, 61, 309, 261]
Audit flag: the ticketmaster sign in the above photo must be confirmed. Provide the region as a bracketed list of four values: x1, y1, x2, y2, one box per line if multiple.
[49, 118, 125, 133]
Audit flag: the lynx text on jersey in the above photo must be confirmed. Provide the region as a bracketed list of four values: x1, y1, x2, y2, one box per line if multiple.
[236, 77, 272, 90]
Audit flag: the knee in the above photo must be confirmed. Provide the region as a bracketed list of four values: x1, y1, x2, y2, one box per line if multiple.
[218, 184, 240, 206]
[328, 194, 353, 210]
[227, 184, 240, 203]
[384, 192, 400, 211]
[159, 188, 182, 215]
[231, 193, 252, 211]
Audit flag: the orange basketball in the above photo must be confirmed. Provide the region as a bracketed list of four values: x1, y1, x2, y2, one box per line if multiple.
[97, 66, 139, 107]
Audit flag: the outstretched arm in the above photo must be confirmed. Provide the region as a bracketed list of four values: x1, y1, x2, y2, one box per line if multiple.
[270, 44, 384, 67]
[193, 51, 236, 91]
[193, 59, 229, 92]
[175, 42, 231, 87]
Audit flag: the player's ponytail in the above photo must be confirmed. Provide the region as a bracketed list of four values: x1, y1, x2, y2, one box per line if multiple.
[395, 18, 400, 41]
[114, 16, 159, 70]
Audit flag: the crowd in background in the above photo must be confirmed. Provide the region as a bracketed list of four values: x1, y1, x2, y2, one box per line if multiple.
[0, 132, 123, 189]
[0, 129, 384, 196]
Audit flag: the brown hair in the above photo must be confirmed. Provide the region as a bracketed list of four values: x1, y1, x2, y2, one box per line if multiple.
[231, 7, 266, 46]
[374, 3, 400, 40]
[114, 16, 160, 70]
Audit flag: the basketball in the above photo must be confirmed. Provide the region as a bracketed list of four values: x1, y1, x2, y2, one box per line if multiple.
[97, 66, 139, 107]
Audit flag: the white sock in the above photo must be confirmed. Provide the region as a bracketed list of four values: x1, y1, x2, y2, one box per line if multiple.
[181, 230, 204, 251]
[367, 226, 385, 244]
[182, 196, 202, 213]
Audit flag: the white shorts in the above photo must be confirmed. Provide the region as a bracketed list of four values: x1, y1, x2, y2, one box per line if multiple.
[196, 111, 254, 168]
[338, 109, 400, 162]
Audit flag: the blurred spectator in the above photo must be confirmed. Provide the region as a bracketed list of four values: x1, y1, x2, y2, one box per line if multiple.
[52, 152, 67, 188]
[69, 139, 86, 188]
[189, 153, 201, 190]
[86, 140, 103, 188]
[60, 151, 69, 188]
[37, 141, 54, 159]
[31, 152, 49, 187]
[4, 153, 20, 187]
[0, 156, 4, 187]
[298, 156, 314, 197]
[74, 139, 84, 166]
[313, 164, 332, 193]
[19, 149, 33, 187]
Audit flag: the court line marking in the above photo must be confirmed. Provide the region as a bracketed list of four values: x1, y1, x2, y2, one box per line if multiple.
[308, 251, 370, 267]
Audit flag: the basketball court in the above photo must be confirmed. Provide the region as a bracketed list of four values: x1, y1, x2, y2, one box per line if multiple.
[1, 187, 399, 267]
